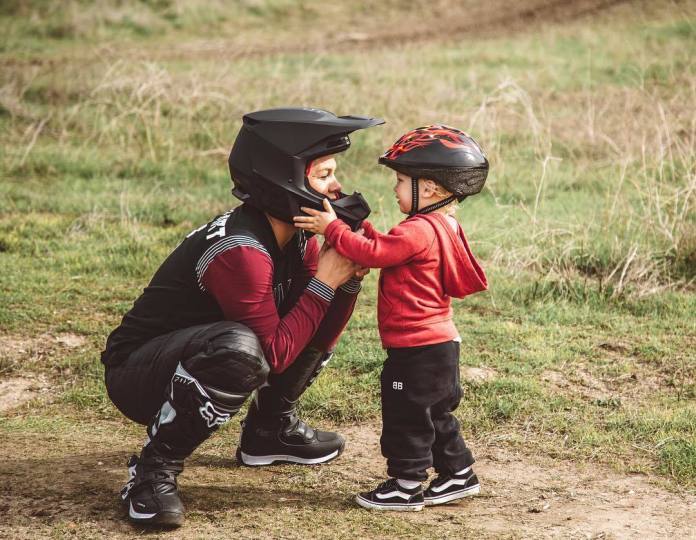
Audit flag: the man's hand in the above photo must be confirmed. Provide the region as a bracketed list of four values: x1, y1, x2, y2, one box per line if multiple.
[354, 267, 370, 280]
[293, 198, 337, 235]
[315, 244, 361, 289]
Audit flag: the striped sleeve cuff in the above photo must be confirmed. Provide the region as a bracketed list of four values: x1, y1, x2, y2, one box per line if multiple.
[338, 277, 362, 295]
[306, 277, 335, 303]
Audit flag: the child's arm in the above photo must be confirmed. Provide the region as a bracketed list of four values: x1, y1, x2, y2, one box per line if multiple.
[359, 219, 377, 239]
[324, 219, 431, 268]
[294, 199, 431, 268]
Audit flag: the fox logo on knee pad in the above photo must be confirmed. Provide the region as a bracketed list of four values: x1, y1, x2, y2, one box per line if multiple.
[199, 401, 231, 428]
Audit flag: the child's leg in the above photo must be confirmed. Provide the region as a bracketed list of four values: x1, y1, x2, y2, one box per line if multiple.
[431, 395, 474, 474]
[380, 342, 460, 482]
[380, 360, 432, 482]
[431, 341, 474, 475]
[354, 349, 434, 511]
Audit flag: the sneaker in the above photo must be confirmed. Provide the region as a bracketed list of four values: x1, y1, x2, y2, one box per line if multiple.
[423, 467, 480, 506]
[120, 448, 185, 527]
[236, 412, 344, 466]
[355, 478, 424, 511]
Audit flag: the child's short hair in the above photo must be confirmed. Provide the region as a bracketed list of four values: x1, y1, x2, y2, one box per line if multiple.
[422, 178, 458, 215]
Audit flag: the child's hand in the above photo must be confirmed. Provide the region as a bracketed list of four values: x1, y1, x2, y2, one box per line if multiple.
[293, 198, 337, 235]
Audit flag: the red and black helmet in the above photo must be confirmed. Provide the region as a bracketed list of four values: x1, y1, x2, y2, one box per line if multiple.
[379, 125, 489, 214]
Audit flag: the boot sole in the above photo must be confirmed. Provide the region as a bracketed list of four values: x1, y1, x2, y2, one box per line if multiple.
[355, 495, 424, 512]
[127, 501, 184, 527]
[236, 446, 341, 466]
[424, 484, 480, 506]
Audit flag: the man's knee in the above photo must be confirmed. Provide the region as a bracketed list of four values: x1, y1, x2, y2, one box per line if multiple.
[184, 322, 269, 393]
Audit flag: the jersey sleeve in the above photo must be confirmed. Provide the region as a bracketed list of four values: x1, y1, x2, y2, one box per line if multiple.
[324, 218, 433, 268]
[293, 235, 361, 353]
[201, 245, 335, 373]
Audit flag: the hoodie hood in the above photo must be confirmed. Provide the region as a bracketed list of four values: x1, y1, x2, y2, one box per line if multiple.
[418, 213, 487, 299]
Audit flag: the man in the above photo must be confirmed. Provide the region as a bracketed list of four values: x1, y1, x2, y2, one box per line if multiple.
[101, 107, 384, 526]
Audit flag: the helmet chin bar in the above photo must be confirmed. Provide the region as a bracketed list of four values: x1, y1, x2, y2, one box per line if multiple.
[302, 175, 370, 231]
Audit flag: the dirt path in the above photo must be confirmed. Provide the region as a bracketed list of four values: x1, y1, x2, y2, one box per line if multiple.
[0, 0, 637, 68]
[128, 0, 635, 63]
[0, 414, 693, 539]
[342, 425, 696, 539]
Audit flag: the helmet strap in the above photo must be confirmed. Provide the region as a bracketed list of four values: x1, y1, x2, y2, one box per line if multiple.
[418, 195, 458, 215]
[409, 175, 457, 216]
[408, 177, 419, 217]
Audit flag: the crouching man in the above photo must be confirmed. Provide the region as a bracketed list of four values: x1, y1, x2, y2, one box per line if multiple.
[101, 107, 383, 526]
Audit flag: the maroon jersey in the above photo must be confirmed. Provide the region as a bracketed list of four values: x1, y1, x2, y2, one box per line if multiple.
[102, 204, 360, 372]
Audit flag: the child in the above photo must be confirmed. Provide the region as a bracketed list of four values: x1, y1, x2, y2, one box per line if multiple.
[293, 125, 489, 511]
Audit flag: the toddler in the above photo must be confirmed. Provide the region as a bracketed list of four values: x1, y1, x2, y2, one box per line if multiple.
[294, 125, 489, 511]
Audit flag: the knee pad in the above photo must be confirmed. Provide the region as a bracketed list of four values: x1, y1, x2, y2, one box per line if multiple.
[184, 321, 269, 394]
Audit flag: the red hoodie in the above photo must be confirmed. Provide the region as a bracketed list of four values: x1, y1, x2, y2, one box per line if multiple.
[324, 212, 487, 349]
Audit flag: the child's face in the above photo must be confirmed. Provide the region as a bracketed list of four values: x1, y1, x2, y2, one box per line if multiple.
[394, 172, 413, 214]
[394, 172, 450, 214]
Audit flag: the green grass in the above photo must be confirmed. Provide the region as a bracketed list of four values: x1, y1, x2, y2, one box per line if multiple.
[0, 0, 694, 501]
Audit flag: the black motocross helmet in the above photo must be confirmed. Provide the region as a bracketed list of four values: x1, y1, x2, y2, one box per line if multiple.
[229, 107, 384, 230]
[378, 125, 489, 216]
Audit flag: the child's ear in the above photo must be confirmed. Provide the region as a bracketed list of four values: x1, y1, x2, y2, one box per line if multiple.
[420, 179, 438, 197]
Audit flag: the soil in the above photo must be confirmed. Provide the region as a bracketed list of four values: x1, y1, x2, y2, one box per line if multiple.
[1, 0, 644, 69]
[131, 0, 638, 66]
[0, 418, 693, 539]
[0, 376, 50, 413]
[0, 333, 85, 412]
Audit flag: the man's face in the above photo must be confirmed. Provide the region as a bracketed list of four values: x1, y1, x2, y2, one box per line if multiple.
[307, 155, 342, 201]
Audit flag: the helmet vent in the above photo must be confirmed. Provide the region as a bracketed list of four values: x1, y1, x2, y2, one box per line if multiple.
[326, 136, 349, 148]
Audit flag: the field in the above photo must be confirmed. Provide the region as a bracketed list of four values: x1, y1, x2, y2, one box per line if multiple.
[0, 0, 695, 538]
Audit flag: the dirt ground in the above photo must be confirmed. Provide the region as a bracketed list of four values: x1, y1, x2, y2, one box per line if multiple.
[1, 402, 694, 539]
[342, 425, 696, 539]
[133, 0, 640, 65]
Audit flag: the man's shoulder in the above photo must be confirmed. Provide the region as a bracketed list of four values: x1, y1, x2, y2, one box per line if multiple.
[187, 205, 270, 254]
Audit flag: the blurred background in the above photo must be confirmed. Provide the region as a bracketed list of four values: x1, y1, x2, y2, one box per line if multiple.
[0, 0, 694, 537]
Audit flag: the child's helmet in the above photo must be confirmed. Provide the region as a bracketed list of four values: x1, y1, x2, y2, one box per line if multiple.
[229, 107, 384, 231]
[379, 125, 488, 215]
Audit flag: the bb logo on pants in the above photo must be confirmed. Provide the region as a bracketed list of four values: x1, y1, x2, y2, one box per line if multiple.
[199, 401, 230, 428]
[392, 381, 403, 390]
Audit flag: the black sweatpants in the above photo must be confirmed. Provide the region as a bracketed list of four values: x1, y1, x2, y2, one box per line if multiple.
[380, 340, 474, 482]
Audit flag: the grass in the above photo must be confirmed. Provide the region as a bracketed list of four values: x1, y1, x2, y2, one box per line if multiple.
[0, 1, 695, 534]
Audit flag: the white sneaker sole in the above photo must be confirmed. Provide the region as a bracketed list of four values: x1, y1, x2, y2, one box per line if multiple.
[238, 449, 339, 466]
[127, 501, 183, 527]
[355, 495, 424, 512]
[424, 484, 480, 506]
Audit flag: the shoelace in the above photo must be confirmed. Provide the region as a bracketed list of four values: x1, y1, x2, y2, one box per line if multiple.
[377, 478, 399, 492]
